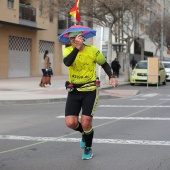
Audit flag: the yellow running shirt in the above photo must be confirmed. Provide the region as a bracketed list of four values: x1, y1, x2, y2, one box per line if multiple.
[63, 45, 106, 91]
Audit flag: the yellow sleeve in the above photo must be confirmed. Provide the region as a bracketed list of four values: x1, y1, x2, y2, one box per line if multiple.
[92, 46, 106, 65]
[62, 46, 73, 58]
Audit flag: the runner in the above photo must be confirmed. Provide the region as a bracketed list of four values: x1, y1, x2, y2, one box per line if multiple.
[62, 31, 119, 160]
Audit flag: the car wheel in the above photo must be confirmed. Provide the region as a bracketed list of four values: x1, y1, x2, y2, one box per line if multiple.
[163, 78, 166, 85]
[130, 83, 135, 86]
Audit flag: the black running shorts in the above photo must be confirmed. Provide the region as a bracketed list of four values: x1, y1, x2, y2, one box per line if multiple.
[65, 89, 99, 117]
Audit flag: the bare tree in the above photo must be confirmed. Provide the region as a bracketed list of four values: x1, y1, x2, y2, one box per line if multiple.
[146, 18, 161, 56]
[146, 14, 170, 58]
[117, 0, 152, 80]
[162, 15, 170, 52]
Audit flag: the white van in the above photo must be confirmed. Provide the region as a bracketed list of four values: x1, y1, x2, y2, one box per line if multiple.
[162, 61, 170, 80]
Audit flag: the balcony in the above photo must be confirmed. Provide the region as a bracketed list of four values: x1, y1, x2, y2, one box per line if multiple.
[19, 3, 37, 28]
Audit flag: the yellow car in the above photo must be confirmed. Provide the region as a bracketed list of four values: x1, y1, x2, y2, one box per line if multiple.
[130, 60, 167, 85]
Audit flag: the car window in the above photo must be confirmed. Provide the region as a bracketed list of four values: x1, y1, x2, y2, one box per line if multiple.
[163, 63, 170, 68]
[136, 62, 147, 69]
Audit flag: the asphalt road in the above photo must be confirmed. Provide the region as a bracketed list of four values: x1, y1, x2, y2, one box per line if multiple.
[1, 82, 170, 170]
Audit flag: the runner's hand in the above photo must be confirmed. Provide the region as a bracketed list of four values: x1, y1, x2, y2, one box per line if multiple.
[73, 34, 84, 50]
[109, 78, 119, 87]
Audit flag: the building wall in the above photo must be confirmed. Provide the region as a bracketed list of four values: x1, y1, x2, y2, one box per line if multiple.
[0, 0, 19, 24]
[0, 0, 62, 78]
[0, 23, 62, 78]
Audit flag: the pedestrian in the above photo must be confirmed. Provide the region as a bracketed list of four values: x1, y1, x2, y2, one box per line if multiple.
[116, 61, 121, 78]
[62, 31, 119, 160]
[130, 56, 137, 70]
[39, 50, 50, 87]
[111, 58, 119, 77]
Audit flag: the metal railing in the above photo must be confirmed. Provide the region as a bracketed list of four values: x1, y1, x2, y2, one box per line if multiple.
[19, 4, 36, 22]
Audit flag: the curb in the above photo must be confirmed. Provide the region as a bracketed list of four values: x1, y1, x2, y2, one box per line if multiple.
[0, 95, 120, 106]
[0, 98, 67, 105]
[0, 82, 133, 105]
[0, 93, 139, 106]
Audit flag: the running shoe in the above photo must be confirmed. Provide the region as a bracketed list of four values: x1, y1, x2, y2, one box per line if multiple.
[80, 136, 86, 149]
[82, 147, 93, 160]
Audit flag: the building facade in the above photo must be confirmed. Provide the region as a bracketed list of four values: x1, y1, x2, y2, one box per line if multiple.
[140, 0, 170, 59]
[91, 0, 170, 78]
[0, 0, 63, 78]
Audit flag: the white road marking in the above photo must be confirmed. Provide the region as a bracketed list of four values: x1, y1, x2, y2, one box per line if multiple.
[98, 105, 170, 107]
[141, 93, 158, 97]
[56, 115, 170, 121]
[160, 99, 170, 100]
[131, 98, 146, 100]
[0, 135, 170, 146]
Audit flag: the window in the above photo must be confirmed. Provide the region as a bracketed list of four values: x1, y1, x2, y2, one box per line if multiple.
[58, 20, 67, 29]
[7, 0, 14, 8]
[136, 62, 147, 69]
[49, 14, 54, 22]
[39, 0, 43, 16]
[163, 63, 170, 68]
[49, 0, 54, 22]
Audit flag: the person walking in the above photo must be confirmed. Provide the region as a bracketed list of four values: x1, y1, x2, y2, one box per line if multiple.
[130, 56, 137, 70]
[62, 31, 119, 160]
[111, 58, 119, 77]
[39, 50, 50, 87]
[116, 61, 121, 78]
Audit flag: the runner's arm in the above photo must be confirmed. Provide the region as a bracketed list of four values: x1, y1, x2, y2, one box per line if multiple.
[101, 61, 115, 78]
[63, 48, 79, 67]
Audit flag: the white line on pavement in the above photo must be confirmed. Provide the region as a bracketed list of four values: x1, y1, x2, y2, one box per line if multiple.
[56, 115, 170, 120]
[131, 99, 146, 100]
[0, 135, 170, 146]
[98, 105, 170, 107]
[141, 93, 158, 97]
[160, 99, 170, 100]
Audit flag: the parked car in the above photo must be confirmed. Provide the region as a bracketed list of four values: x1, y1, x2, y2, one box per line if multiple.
[130, 60, 167, 85]
[162, 61, 170, 80]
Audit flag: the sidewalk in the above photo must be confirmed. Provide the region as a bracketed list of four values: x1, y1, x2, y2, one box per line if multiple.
[0, 75, 139, 105]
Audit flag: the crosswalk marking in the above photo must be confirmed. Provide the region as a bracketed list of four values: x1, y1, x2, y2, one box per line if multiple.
[160, 99, 170, 100]
[98, 105, 170, 107]
[141, 93, 158, 97]
[56, 116, 170, 121]
[1, 135, 170, 146]
[131, 98, 170, 101]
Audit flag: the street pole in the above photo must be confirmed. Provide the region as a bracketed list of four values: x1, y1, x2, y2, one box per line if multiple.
[98, 26, 103, 80]
[160, 0, 164, 61]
